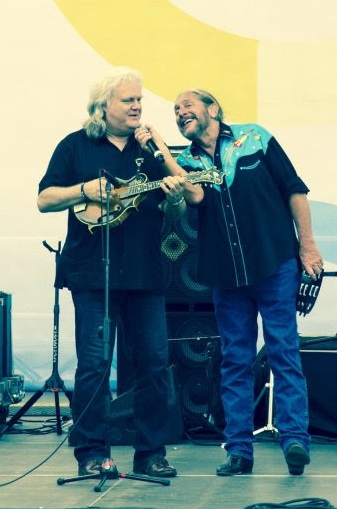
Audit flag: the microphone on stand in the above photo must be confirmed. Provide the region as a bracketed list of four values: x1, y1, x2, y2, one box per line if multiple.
[101, 169, 122, 188]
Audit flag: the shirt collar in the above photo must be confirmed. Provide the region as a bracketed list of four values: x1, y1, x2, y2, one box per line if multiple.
[190, 122, 234, 156]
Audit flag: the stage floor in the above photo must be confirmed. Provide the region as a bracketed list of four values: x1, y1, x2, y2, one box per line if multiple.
[1, 393, 337, 509]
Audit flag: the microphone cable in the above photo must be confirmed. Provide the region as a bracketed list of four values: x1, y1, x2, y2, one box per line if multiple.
[243, 497, 336, 509]
[0, 347, 113, 488]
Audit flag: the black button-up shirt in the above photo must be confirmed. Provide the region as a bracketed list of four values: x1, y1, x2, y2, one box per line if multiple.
[39, 129, 167, 293]
[177, 123, 309, 288]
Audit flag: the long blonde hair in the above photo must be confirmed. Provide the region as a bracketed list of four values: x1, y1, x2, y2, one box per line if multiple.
[83, 67, 142, 138]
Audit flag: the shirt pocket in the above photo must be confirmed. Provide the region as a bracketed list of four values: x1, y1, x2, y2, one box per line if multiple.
[239, 158, 261, 171]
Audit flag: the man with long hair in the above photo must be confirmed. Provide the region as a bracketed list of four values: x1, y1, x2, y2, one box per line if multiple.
[139, 89, 323, 476]
[37, 67, 189, 477]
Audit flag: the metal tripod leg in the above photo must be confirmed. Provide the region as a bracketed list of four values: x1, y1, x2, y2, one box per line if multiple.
[253, 370, 278, 437]
[57, 459, 170, 492]
[0, 240, 72, 438]
[0, 377, 72, 437]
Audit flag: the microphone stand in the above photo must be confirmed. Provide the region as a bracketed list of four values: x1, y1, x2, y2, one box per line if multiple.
[59, 173, 170, 490]
[253, 369, 278, 438]
[101, 178, 112, 364]
[57, 459, 170, 491]
[0, 241, 72, 437]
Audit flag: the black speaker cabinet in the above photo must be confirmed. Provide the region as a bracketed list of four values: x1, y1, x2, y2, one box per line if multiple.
[299, 336, 337, 438]
[116, 305, 225, 434]
[108, 365, 183, 445]
[0, 292, 12, 378]
[167, 308, 225, 432]
[117, 205, 216, 393]
[161, 207, 212, 304]
[117, 203, 225, 433]
[69, 366, 183, 447]
[254, 336, 337, 438]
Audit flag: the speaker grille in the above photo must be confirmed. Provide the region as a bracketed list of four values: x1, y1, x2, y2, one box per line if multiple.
[117, 148, 224, 433]
[168, 310, 224, 431]
[161, 207, 212, 303]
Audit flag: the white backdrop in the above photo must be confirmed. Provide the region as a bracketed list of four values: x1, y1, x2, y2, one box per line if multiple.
[1, 0, 336, 391]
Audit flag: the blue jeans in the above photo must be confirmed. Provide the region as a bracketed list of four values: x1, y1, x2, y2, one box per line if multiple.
[71, 289, 169, 464]
[213, 258, 310, 460]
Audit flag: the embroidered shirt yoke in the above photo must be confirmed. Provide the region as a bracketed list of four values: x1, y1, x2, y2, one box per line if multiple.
[177, 123, 309, 288]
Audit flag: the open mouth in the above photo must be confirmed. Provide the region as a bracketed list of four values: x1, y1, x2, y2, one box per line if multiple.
[128, 114, 141, 122]
[181, 117, 195, 128]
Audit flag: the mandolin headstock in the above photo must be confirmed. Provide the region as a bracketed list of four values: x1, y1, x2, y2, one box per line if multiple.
[187, 168, 224, 186]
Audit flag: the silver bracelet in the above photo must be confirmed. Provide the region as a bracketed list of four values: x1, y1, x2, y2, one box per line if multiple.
[80, 182, 89, 202]
[167, 196, 185, 207]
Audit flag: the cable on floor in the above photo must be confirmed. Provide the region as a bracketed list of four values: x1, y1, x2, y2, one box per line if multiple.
[243, 497, 336, 509]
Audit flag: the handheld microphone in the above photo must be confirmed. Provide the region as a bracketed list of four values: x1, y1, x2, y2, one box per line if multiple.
[138, 125, 165, 163]
[146, 138, 165, 163]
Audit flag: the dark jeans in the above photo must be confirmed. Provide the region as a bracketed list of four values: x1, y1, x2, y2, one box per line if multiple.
[71, 289, 169, 464]
[213, 258, 310, 460]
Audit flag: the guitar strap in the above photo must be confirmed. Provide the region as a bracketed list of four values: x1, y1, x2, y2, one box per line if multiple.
[134, 143, 144, 174]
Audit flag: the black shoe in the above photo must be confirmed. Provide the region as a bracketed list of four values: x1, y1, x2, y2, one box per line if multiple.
[78, 457, 118, 477]
[216, 454, 254, 476]
[285, 443, 310, 475]
[133, 455, 177, 477]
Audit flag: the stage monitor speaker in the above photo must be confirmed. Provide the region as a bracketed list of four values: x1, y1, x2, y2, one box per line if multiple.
[117, 189, 225, 434]
[167, 309, 225, 433]
[161, 207, 212, 304]
[116, 306, 225, 435]
[161, 201, 225, 431]
[108, 365, 183, 445]
[0, 292, 12, 378]
[299, 335, 337, 438]
[69, 365, 183, 446]
[254, 336, 337, 438]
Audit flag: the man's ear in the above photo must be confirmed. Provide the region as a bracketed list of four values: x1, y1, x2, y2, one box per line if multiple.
[208, 103, 219, 119]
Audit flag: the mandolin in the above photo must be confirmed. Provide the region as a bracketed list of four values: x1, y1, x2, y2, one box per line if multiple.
[73, 168, 223, 233]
